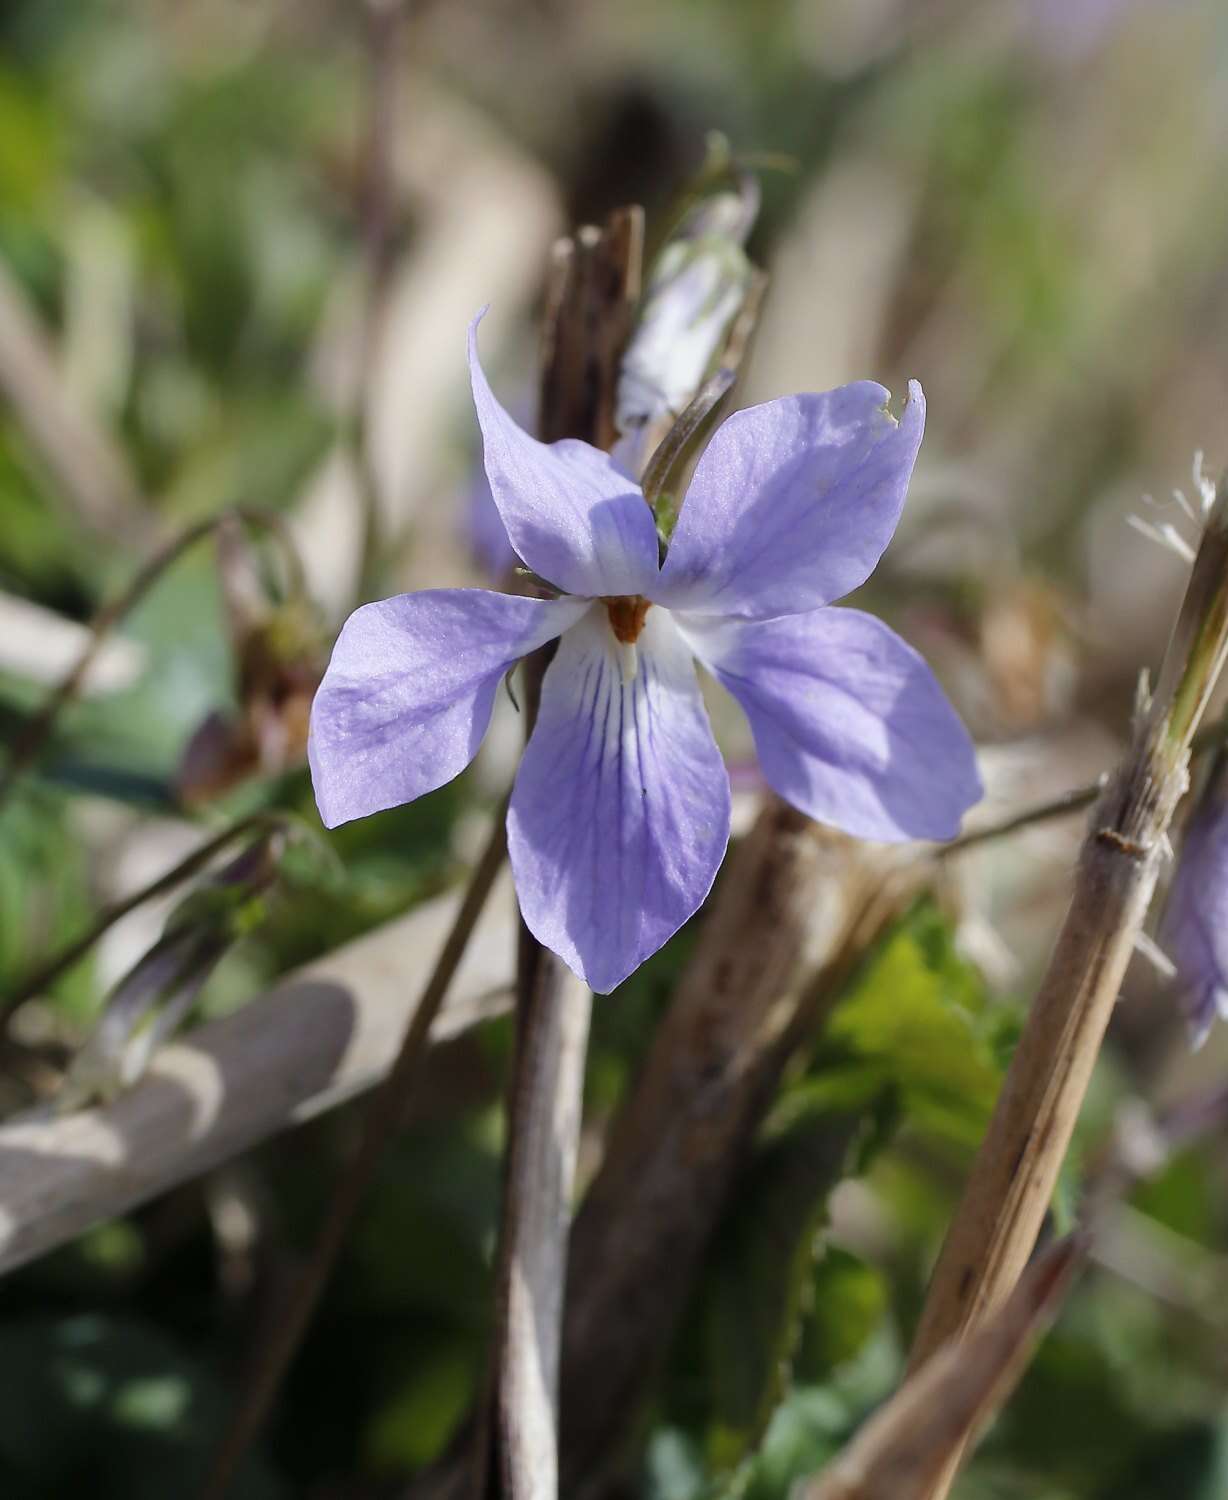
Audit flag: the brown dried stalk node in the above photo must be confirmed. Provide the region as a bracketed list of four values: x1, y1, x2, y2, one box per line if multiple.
[906, 477, 1228, 1500]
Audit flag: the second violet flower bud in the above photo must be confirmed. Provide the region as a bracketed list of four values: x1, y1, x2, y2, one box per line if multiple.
[1161, 783, 1228, 1048]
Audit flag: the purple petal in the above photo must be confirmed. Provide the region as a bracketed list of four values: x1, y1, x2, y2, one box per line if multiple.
[1160, 797, 1228, 1049]
[508, 604, 731, 992]
[654, 382, 925, 619]
[309, 588, 586, 828]
[679, 605, 980, 842]
[468, 315, 660, 597]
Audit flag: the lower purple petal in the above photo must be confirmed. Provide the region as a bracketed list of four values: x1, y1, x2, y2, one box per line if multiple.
[679, 606, 981, 842]
[508, 605, 731, 992]
[309, 589, 585, 828]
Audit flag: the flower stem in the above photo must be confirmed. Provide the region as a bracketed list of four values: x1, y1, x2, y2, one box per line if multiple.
[907, 482, 1228, 1500]
[476, 208, 640, 1500]
[352, 0, 408, 606]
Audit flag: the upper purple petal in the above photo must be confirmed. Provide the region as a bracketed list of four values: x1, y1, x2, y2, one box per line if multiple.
[468, 314, 660, 598]
[653, 381, 925, 619]
[309, 588, 586, 828]
[678, 605, 980, 842]
[508, 604, 731, 992]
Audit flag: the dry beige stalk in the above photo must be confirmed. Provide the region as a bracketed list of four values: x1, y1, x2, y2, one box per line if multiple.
[557, 803, 901, 1494]
[803, 1237, 1081, 1500]
[480, 207, 642, 1500]
[908, 483, 1228, 1500]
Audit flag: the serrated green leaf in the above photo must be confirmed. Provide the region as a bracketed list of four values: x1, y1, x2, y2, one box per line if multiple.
[817, 900, 1006, 1146]
[671, 1102, 869, 1477]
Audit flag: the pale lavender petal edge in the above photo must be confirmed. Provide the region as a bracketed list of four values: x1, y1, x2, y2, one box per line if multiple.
[309, 588, 586, 828]
[653, 381, 925, 619]
[678, 604, 981, 842]
[468, 313, 660, 598]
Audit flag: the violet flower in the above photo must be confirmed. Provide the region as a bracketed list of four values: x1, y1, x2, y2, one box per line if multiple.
[308, 316, 982, 992]
[1160, 792, 1228, 1049]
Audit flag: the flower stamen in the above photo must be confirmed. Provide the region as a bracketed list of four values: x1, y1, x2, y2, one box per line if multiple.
[603, 595, 652, 645]
[603, 596, 651, 684]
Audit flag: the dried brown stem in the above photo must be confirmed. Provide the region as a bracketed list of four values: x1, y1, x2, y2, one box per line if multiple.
[556, 805, 916, 1494]
[198, 809, 509, 1500]
[404, 808, 907, 1500]
[485, 959, 591, 1500]
[803, 1238, 1081, 1500]
[908, 487, 1228, 1500]
[476, 208, 641, 1500]
[937, 780, 1103, 858]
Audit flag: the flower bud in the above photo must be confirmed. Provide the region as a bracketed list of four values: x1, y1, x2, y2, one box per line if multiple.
[615, 181, 758, 472]
[59, 832, 282, 1108]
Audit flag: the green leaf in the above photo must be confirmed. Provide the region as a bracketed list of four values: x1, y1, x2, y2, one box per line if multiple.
[1097, 1424, 1228, 1500]
[0, 783, 96, 1015]
[674, 1098, 874, 1476]
[0, 1315, 285, 1499]
[794, 1249, 890, 1378]
[815, 900, 1007, 1146]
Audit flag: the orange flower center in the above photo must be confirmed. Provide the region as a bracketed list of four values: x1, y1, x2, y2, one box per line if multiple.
[603, 595, 652, 645]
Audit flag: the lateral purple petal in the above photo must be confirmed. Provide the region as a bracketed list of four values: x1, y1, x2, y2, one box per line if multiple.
[1160, 796, 1228, 1049]
[468, 316, 660, 598]
[309, 589, 585, 828]
[679, 605, 980, 842]
[654, 381, 925, 619]
[508, 605, 731, 992]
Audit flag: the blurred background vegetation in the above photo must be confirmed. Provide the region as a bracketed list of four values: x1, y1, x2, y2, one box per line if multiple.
[2, 0, 1228, 1495]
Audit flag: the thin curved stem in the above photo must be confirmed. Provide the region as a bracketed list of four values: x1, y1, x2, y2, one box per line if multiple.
[937, 715, 1228, 862]
[2, 811, 288, 1020]
[0, 507, 298, 814]
[937, 782, 1103, 858]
